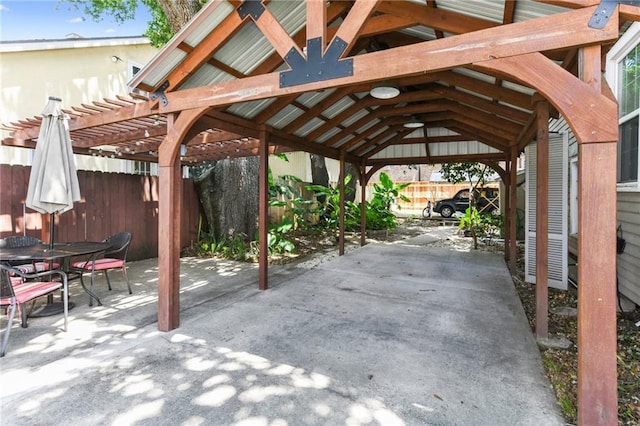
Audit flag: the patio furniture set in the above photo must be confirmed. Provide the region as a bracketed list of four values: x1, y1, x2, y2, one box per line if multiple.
[0, 231, 132, 356]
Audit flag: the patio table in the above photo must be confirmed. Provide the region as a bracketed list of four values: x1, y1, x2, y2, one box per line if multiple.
[0, 241, 111, 312]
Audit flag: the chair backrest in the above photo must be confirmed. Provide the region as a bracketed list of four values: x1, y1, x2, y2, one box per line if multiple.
[103, 232, 132, 260]
[0, 236, 43, 249]
[0, 264, 17, 302]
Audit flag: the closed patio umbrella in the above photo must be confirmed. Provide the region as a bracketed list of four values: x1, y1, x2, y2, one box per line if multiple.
[26, 97, 80, 248]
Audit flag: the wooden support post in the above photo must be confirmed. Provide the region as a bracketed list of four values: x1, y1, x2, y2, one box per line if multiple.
[577, 45, 618, 426]
[360, 163, 367, 247]
[535, 99, 549, 340]
[504, 160, 511, 263]
[258, 126, 269, 290]
[508, 149, 518, 272]
[338, 151, 345, 256]
[157, 107, 207, 332]
[158, 112, 182, 332]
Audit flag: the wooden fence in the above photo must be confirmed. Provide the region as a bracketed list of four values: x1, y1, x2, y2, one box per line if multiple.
[385, 182, 473, 213]
[0, 165, 201, 261]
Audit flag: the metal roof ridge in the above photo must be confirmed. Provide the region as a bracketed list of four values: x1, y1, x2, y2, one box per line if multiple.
[0, 36, 150, 53]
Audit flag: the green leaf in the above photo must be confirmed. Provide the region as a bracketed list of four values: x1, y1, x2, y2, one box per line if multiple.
[379, 172, 393, 189]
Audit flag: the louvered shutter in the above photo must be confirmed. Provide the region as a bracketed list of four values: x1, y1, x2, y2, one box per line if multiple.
[525, 133, 568, 290]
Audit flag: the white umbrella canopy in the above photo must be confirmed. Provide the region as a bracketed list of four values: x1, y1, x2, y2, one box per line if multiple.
[26, 97, 81, 216]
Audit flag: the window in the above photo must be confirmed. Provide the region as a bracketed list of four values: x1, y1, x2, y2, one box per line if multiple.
[607, 23, 640, 188]
[128, 61, 146, 96]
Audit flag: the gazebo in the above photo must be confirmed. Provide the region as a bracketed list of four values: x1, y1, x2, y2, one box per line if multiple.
[3, 1, 639, 423]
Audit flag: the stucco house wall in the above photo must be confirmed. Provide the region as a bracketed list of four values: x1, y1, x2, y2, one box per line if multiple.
[0, 36, 158, 170]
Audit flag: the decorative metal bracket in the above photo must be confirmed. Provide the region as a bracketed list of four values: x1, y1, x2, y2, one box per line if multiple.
[589, 0, 639, 29]
[237, 0, 265, 20]
[280, 37, 354, 88]
[150, 81, 170, 107]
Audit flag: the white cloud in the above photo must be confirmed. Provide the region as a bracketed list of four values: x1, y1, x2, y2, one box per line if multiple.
[0, 5, 10, 12]
[105, 28, 116, 33]
[68, 16, 85, 24]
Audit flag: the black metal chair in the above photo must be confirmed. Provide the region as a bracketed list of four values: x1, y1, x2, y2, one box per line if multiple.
[71, 232, 132, 305]
[0, 264, 68, 357]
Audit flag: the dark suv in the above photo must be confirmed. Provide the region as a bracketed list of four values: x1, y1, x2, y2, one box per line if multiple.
[432, 187, 499, 218]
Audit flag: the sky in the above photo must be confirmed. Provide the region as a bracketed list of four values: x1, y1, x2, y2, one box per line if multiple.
[0, 0, 152, 42]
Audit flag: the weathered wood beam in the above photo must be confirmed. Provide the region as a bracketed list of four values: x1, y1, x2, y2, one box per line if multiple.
[161, 7, 616, 114]
[268, 127, 359, 164]
[434, 86, 530, 124]
[253, 6, 302, 60]
[353, 125, 406, 156]
[477, 52, 617, 144]
[258, 126, 269, 290]
[439, 71, 534, 111]
[306, 0, 327, 43]
[405, 135, 475, 144]
[249, 1, 351, 76]
[535, 0, 599, 9]
[426, 0, 445, 38]
[331, 0, 382, 55]
[331, 120, 386, 151]
[282, 86, 355, 133]
[620, 3, 640, 21]
[508, 148, 518, 271]
[377, 0, 498, 34]
[576, 44, 618, 426]
[130, 1, 241, 94]
[252, 94, 299, 124]
[363, 129, 416, 159]
[338, 151, 346, 255]
[366, 152, 505, 166]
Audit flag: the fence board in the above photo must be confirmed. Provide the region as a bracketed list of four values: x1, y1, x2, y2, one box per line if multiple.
[0, 165, 201, 261]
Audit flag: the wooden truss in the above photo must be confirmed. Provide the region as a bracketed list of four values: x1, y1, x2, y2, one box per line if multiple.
[3, 2, 640, 424]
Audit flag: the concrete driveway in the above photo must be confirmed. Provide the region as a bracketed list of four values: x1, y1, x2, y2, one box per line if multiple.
[0, 227, 563, 425]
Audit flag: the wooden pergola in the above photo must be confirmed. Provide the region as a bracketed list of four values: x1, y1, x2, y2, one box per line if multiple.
[3, 1, 639, 423]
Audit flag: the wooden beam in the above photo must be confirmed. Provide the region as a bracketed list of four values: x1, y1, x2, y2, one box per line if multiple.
[306, 0, 327, 43]
[535, 100, 550, 340]
[253, 6, 302, 60]
[363, 129, 415, 159]
[376, 1, 498, 34]
[339, 151, 346, 255]
[366, 152, 506, 166]
[157, 108, 208, 332]
[620, 3, 640, 21]
[258, 126, 269, 290]
[576, 44, 618, 426]
[160, 7, 618, 114]
[477, 52, 618, 144]
[503, 160, 512, 263]
[508, 148, 518, 272]
[268, 127, 359, 163]
[331, 0, 381, 55]
[130, 1, 242, 93]
[360, 162, 367, 246]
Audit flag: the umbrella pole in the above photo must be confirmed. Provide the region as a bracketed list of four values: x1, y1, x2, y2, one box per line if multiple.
[49, 212, 55, 250]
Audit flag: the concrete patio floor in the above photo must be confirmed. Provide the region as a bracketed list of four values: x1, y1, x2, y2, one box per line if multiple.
[0, 227, 563, 425]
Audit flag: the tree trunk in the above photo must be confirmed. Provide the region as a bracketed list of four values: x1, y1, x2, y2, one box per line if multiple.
[311, 154, 358, 201]
[310, 154, 330, 203]
[344, 162, 358, 202]
[157, 0, 201, 32]
[194, 157, 259, 241]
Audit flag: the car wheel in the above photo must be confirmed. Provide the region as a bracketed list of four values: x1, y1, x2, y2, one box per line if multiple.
[440, 205, 454, 218]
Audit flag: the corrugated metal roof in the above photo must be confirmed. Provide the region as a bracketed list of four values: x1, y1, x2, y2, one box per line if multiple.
[9, 0, 622, 169]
